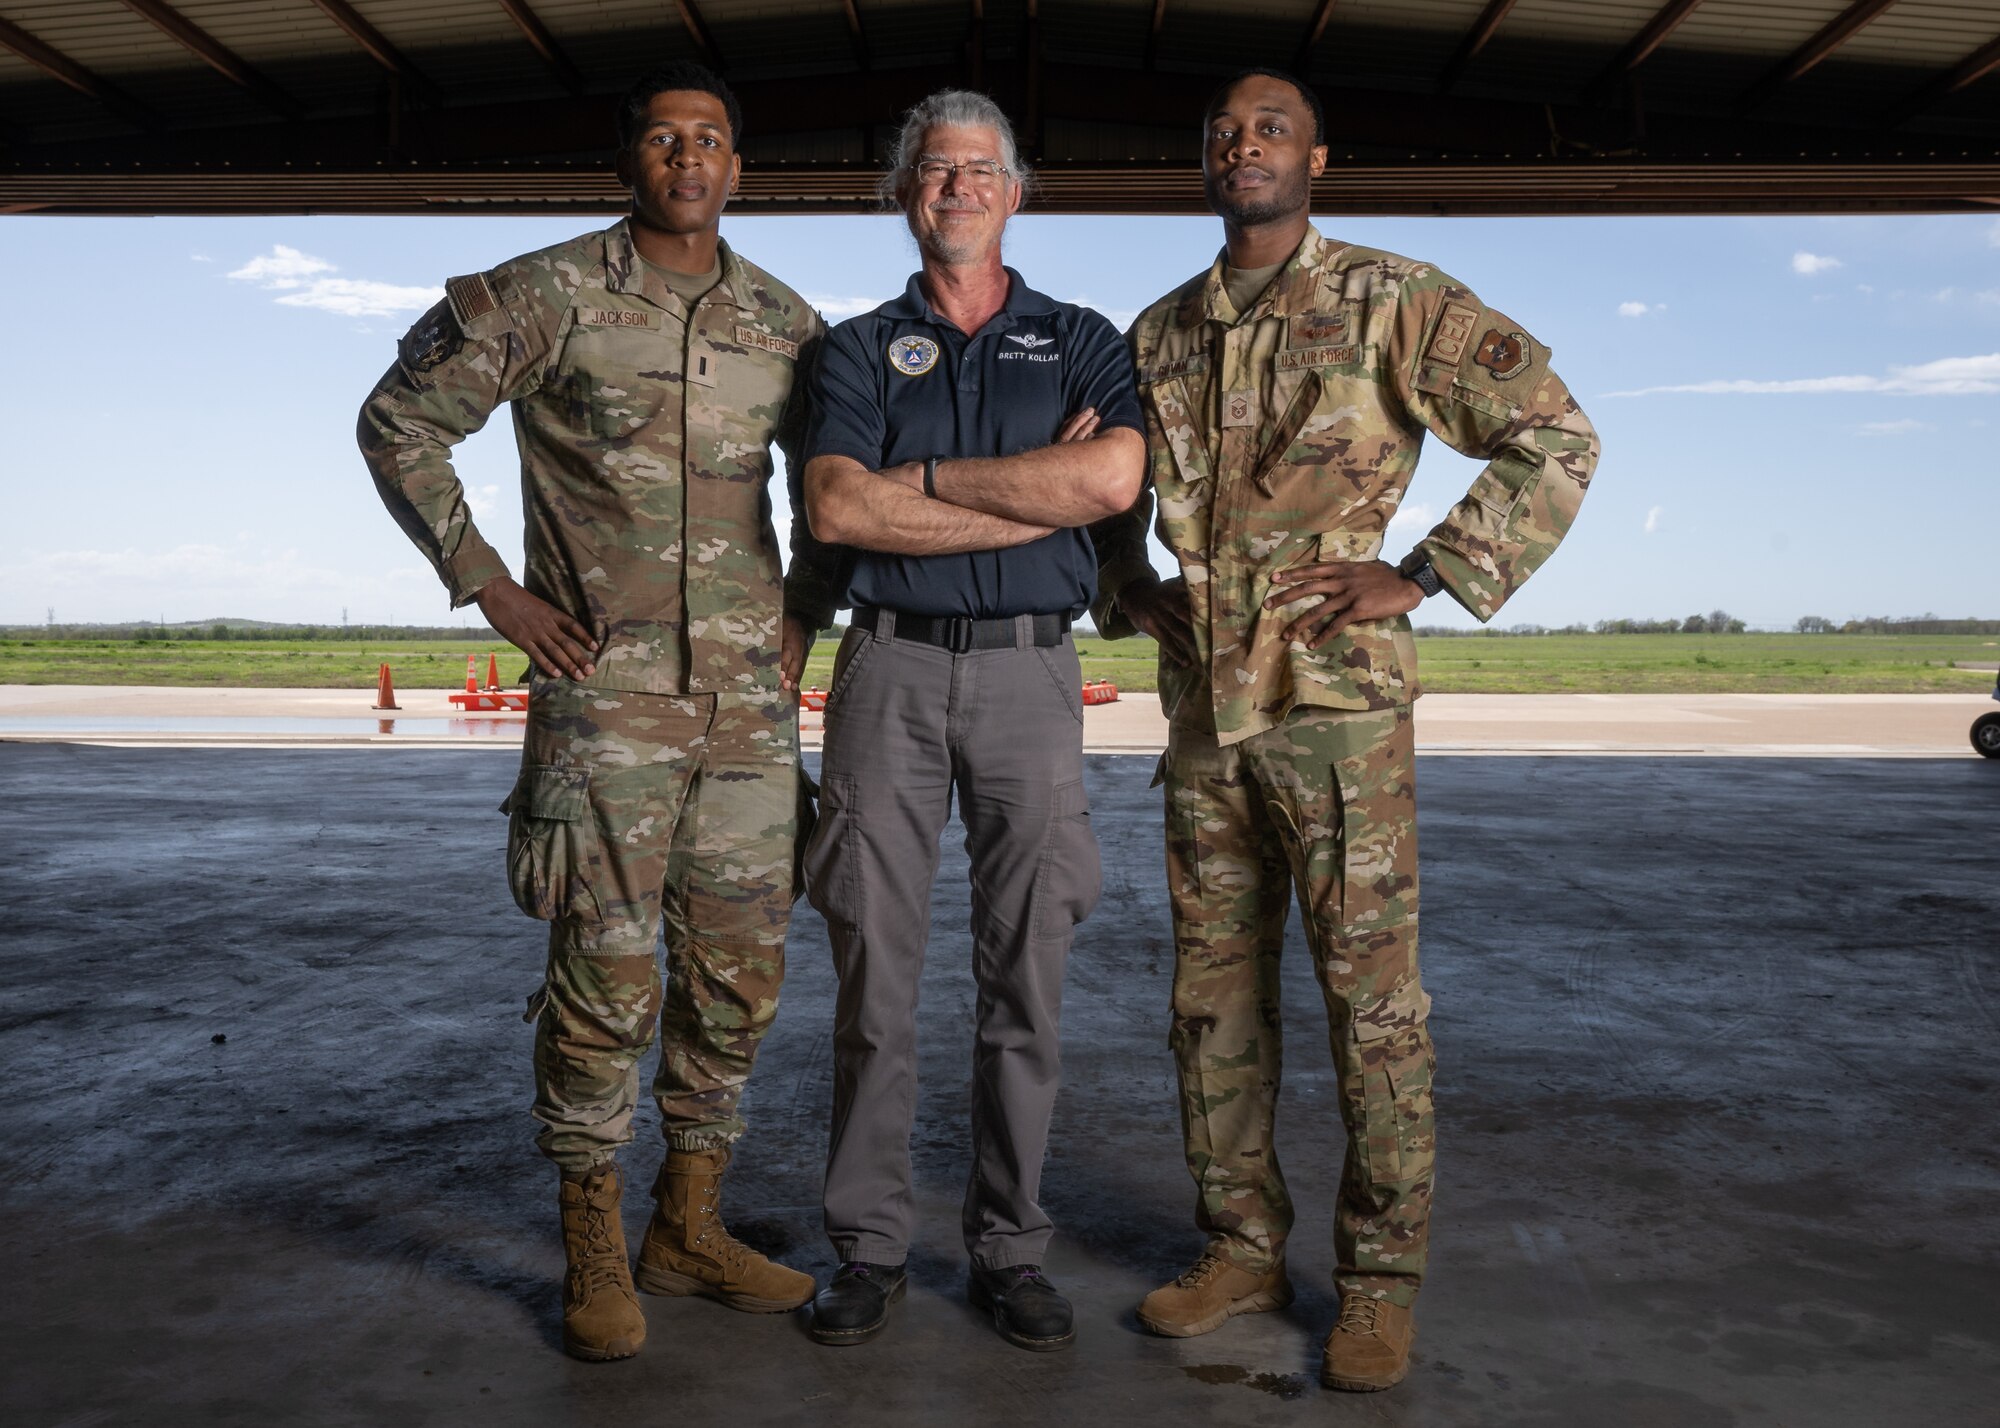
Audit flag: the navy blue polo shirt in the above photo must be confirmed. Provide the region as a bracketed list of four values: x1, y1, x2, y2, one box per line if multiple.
[800, 268, 1143, 619]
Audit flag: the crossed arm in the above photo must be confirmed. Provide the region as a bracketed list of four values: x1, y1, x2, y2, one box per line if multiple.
[802, 414, 1146, 555]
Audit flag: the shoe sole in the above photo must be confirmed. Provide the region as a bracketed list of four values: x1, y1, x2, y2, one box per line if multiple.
[1320, 1361, 1411, 1393]
[1137, 1283, 1295, 1339]
[967, 1279, 1076, 1353]
[633, 1263, 812, 1313]
[808, 1275, 906, 1346]
[562, 1331, 642, 1362]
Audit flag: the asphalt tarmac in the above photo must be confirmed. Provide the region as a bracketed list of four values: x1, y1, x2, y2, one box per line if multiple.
[2, 745, 1996, 1427]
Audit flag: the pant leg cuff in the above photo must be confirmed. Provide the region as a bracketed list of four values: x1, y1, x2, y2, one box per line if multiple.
[829, 1238, 907, 1268]
[970, 1248, 1052, 1272]
[1336, 1276, 1421, 1308]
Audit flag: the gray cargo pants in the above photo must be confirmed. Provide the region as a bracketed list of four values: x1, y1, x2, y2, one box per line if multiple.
[802, 615, 1102, 1270]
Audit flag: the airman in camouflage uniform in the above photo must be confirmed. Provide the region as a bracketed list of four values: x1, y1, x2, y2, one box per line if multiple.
[357, 64, 840, 1363]
[1093, 69, 1598, 1392]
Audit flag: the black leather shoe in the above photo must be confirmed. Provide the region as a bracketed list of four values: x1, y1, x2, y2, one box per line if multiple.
[809, 1261, 906, 1345]
[968, 1264, 1075, 1352]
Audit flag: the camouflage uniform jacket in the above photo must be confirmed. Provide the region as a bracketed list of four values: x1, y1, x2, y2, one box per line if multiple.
[359, 220, 842, 697]
[1093, 224, 1599, 745]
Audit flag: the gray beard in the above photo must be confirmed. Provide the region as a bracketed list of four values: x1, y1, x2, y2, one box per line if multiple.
[1207, 165, 1310, 227]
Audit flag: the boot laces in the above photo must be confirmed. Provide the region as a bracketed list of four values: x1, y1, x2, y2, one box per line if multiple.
[1177, 1254, 1228, 1289]
[693, 1183, 753, 1272]
[570, 1196, 627, 1297]
[1336, 1295, 1385, 1336]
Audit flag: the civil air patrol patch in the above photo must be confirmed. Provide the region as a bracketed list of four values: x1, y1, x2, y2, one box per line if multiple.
[401, 300, 464, 373]
[1473, 327, 1531, 381]
[887, 335, 940, 376]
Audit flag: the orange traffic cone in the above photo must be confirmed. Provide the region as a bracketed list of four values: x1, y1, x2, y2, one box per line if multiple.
[373, 663, 400, 711]
[485, 652, 502, 691]
[463, 653, 479, 693]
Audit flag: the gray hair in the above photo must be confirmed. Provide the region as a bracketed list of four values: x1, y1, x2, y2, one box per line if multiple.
[878, 89, 1035, 209]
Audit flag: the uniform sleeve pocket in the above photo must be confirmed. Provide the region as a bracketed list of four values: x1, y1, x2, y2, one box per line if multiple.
[504, 765, 599, 923]
[1031, 779, 1102, 939]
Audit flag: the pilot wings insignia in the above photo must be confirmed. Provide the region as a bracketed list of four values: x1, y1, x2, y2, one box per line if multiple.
[1005, 333, 1055, 349]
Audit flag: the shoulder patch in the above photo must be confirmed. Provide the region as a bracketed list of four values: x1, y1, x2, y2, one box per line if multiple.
[445, 273, 499, 325]
[400, 299, 464, 374]
[1473, 327, 1532, 381]
[1426, 301, 1480, 366]
[735, 324, 798, 359]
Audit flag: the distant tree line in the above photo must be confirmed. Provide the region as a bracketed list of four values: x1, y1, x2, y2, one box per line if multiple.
[1416, 613, 2000, 637]
[1, 622, 504, 642]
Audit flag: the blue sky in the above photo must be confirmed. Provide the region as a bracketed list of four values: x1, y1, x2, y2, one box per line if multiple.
[1, 208, 1994, 630]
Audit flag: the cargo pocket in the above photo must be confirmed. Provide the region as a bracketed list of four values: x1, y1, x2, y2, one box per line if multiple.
[801, 772, 863, 928]
[825, 626, 875, 706]
[1332, 743, 1416, 936]
[1352, 980, 1434, 1185]
[1030, 779, 1102, 939]
[792, 764, 820, 905]
[502, 764, 600, 923]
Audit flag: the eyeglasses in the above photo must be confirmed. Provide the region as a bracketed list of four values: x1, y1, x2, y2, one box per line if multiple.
[911, 159, 1009, 186]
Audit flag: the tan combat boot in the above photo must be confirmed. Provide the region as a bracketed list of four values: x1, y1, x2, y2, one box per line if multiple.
[1320, 1293, 1416, 1391]
[556, 1162, 646, 1362]
[1137, 1252, 1294, 1338]
[633, 1146, 814, 1312]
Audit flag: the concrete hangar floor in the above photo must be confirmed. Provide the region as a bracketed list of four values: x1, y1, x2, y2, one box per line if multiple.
[1, 743, 1995, 1427]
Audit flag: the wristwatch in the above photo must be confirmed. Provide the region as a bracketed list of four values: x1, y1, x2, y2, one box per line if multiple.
[1397, 551, 1443, 599]
[923, 455, 940, 499]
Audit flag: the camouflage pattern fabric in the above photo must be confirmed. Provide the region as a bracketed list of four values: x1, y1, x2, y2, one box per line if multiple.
[1164, 704, 1431, 1306]
[1093, 223, 1599, 745]
[359, 220, 842, 696]
[508, 675, 800, 1171]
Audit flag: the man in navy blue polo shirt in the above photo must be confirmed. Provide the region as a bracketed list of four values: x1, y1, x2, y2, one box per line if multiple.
[795, 89, 1145, 1353]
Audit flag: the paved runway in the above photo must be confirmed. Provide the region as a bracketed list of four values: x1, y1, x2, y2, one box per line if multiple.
[2, 745, 1996, 1426]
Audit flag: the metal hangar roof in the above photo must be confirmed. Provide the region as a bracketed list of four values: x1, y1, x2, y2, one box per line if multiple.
[2, 1, 1996, 216]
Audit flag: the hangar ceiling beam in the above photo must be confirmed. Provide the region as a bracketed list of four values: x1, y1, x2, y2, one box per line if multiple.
[1890, 29, 2000, 126]
[1296, 0, 1340, 71]
[305, 0, 440, 102]
[0, 15, 159, 128]
[1736, 0, 1899, 115]
[1438, 0, 1522, 95]
[118, 0, 303, 121]
[1145, 0, 1166, 71]
[839, 0, 870, 70]
[496, 0, 586, 95]
[672, 0, 722, 71]
[1587, 0, 1708, 101]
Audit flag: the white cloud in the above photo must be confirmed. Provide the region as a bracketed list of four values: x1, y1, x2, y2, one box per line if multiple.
[1856, 283, 1874, 295]
[229, 244, 335, 289]
[1987, 218, 2000, 249]
[1383, 500, 1436, 550]
[274, 278, 442, 318]
[1605, 352, 2000, 399]
[1617, 301, 1651, 317]
[808, 295, 890, 318]
[1067, 296, 1140, 330]
[190, 253, 213, 263]
[1644, 505, 1663, 534]
[1857, 418, 1933, 436]
[1792, 251, 1842, 275]
[229, 244, 439, 318]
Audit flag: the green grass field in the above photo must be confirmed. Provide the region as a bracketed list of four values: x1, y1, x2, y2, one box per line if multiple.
[3, 632, 1995, 694]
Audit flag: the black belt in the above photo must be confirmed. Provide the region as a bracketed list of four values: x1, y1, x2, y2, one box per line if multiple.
[851, 606, 1070, 653]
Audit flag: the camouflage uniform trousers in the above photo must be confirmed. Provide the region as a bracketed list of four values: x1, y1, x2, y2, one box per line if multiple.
[504, 674, 801, 1175]
[1163, 702, 1434, 1307]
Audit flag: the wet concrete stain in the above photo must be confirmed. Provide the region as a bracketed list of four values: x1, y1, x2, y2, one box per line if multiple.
[1181, 1363, 1312, 1399]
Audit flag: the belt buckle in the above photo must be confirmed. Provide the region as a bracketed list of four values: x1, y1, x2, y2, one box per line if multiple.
[945, 616, 975, 654]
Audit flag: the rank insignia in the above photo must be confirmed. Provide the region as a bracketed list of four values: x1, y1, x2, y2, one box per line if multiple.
[888, 335, 940, 376]
[1473, 327, 1531, 380]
